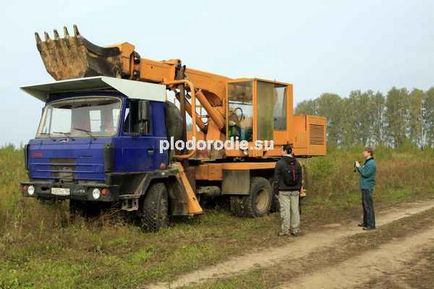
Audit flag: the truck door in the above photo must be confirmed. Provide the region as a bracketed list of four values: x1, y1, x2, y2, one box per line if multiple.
[119, 99, 155, 172]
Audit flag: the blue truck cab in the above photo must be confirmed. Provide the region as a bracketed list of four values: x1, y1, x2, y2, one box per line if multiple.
[20, 77, 188, 227]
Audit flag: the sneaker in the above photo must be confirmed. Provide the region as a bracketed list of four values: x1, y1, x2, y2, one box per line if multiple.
[291, 229, 302, 236]
[278, 232, 290, 236]
[363, 226, 376, 231]
[357, 223, 366, 227]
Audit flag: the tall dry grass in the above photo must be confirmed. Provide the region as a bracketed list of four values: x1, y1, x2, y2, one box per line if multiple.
[302, 146, 434, 220]
[0, 145, 433, 288]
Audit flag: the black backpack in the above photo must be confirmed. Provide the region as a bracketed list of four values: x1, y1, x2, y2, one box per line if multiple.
[283, 158, 300, 187]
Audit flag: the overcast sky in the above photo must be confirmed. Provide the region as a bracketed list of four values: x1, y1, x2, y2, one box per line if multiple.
[1, 0, 433, 145]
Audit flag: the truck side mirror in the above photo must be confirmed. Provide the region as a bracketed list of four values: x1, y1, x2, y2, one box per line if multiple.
[138, 100, 150, 135]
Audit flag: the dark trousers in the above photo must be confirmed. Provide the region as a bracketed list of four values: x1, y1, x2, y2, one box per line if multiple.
[361, 189, 376, 228]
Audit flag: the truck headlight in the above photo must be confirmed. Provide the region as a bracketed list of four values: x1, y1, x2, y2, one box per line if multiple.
[27, 185, 35, 196]
[92, 188, 101, 200]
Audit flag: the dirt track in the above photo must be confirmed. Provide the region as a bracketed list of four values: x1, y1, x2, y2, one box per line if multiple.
[279, 225, 434, 289]
[144, 199, 434, 289]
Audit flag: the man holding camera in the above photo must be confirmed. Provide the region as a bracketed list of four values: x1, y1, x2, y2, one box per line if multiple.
[274, 144, 303, 236]
[355, 147, 377, 230]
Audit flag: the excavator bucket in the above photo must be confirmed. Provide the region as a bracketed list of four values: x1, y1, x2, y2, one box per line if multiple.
[35, 25, 123, 80]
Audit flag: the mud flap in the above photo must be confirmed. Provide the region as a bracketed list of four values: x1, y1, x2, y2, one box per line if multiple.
[172, 162, 203, 215]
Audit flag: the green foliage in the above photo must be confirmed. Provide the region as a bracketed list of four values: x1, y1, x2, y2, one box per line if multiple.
[385, 87, 410, 147]
[408, 89, 424, 146]
[296, 86, 434, 148]
[424, 88, 434, 147]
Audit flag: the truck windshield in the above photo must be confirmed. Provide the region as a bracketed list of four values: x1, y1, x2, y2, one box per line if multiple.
[36, 96, 122, 138]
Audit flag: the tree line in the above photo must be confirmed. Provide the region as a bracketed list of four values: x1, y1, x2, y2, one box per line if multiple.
[295, 87, 434, 148]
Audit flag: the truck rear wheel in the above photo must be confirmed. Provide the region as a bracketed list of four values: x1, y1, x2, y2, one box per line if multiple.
[230, 177, 272, 217]
[139, 182, 169, 232]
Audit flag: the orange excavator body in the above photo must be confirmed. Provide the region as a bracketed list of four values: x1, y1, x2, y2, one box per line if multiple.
[35, 25, 326, 163]
[26, 25, 329, 218]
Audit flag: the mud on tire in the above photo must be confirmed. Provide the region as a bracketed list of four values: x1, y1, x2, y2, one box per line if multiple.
[139, 182, 169, 232]
[230, 177, 273, 217]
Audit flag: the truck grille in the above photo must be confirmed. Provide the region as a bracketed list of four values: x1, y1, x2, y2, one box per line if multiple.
[50, 158, 76, 179]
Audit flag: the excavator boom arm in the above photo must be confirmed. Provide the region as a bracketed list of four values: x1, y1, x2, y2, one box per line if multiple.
[36, 25, 228, 135]
[36, 25, 229, 103]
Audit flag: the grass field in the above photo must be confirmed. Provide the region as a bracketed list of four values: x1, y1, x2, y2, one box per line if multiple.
[0, 145, 433, 289]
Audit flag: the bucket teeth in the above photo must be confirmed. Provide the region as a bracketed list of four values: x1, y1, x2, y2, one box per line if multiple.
[35, 32, 42, 44]
[34, 25, 122, 80]
[73, 24, 79, 36]
[44, 32, 50, 41]
[53, 29, 60, 40]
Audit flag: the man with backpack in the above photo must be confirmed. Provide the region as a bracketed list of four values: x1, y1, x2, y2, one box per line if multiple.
[274, 144, 303, 236]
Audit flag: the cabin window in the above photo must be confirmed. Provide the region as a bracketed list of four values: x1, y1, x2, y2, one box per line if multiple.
[227, 81, 253, 141]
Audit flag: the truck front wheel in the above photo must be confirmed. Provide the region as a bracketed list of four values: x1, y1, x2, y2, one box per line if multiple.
[230, 177, 273, 217]
[139, 182, 169, 232]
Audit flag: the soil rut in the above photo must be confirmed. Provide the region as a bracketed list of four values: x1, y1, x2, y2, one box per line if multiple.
[144, 200, 434, 289]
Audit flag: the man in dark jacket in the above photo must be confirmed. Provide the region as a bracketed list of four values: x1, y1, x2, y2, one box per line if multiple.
[274, 144, 303, 236]
[355, 147, 377, 230]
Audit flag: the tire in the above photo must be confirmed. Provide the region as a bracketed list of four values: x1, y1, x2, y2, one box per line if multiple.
[230, 177, 273, 217]
[139, 182, 169, 232]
